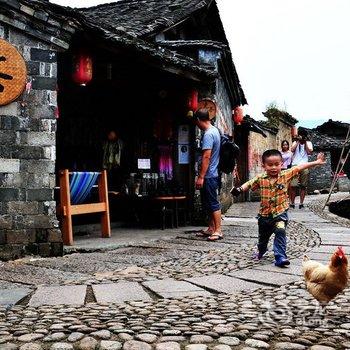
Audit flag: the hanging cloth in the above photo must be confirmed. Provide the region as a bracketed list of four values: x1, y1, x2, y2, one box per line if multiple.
[102, 139, 123, 170]
[158, 145, 173, 180]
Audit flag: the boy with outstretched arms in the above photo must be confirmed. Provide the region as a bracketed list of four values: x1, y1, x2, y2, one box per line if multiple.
[231, 149, 325, 267]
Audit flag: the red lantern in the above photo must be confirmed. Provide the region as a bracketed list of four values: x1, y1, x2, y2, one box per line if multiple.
[233, 106, 244, 125]
[188, 90, 198, 111]
[72, 54, 93, 86]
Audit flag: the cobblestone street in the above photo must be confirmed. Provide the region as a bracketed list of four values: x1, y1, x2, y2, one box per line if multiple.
[1, 194, 350, 350]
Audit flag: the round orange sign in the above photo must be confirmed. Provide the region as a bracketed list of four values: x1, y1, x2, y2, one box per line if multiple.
[198, 98, 217, 120]
[0, 39, 27, 106]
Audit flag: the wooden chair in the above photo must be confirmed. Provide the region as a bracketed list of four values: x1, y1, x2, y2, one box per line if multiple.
[58, 169, 111, 245]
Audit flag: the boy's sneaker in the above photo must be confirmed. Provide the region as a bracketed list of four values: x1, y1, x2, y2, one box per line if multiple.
[299, 204, 304, 209]
[253, 250, 267, 260]
[275, 257, 290, 267]
[289, 204, 295, 209]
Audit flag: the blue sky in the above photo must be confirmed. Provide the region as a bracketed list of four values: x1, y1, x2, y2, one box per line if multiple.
[52, 0, 350, 127]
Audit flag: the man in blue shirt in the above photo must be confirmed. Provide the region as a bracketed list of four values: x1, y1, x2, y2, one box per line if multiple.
[195, 108, 222, 241]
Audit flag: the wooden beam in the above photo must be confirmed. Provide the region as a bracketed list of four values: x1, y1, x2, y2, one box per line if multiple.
[70, 203, 107, 215]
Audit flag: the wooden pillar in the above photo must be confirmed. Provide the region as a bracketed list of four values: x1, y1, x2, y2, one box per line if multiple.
[59, 169, 73, 246]
[99, 170, 111, 237]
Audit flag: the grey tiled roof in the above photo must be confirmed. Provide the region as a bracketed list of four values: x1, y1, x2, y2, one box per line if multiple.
[79, 0, 212, 38]
[299, 127, 348, 150]
[82, 21, 217, 79]
[0, 0, 80, 48]
[0, 0, 216, 79]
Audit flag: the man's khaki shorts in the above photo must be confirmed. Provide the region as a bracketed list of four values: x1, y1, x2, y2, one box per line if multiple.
[290, 168, 309, 188]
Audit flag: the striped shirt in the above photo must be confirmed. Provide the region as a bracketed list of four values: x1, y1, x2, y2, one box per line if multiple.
[245, 167, 300, 217]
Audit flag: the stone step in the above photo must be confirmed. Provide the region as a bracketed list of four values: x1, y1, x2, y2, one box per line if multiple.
[185, 274, 263, 294]
[29, 285, 86, 307]
[304, 252, 332, 261]
[228, 269, 300, 286]
[142, 279, 211, 299]
[312, 245, 346, 253]
[321, 240, 350, 246]
[316, 228, 350, 234]
[253, 260, 303, 276]
[0, 288, 32, 307]
[92, 282, 153, 303]
[318, 233, 350, 239]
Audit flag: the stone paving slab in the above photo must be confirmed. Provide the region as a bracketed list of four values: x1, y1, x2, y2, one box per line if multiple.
[318, 233, 350, 241]
[305, 252, 333, 260]
[0, 288, 32, 306]
[228, 269, 300, 286]
[253, 260, 303, 276]
[0, 280, 31, 289]
[142, 278, 211, 298]
[289, 214, 328, 222]
[321, 240, 350, 246]
[316, 227, 350, 234]
[29, 285, 87, 306]
[92, 282, 152, 303]
[312, 245, 341, 253]
[185, 274, 263, 294]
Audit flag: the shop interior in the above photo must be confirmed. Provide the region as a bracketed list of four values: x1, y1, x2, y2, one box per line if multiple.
[55, 42, 199, 228]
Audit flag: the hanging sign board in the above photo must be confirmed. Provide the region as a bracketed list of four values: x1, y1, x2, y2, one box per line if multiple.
[178, 124, 190, 144]
[178, 144, 190, 164]
[138, 158, 151, 170]
[0, 39, 27, 106]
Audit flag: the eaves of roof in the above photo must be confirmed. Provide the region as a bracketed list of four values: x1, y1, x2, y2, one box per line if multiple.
[79, 21, 217, 81]
[0, 0, 80, 49]
[157, 39, 247, 106]
[157, 39, 228, 50]
[78, 0, 214, 38]
[243, 116, 269, 138]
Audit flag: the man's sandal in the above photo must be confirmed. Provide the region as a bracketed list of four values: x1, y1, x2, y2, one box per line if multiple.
[207, 233, 223, 241]
[195, 230, 213, 237]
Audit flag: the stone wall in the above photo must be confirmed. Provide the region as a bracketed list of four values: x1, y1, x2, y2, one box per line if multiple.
[276, 119, 293, 150]
[0, 26, 62, 260]
[308, 151, 333, 193]
[246, 120, 293, 200]
[248, 130, 276, 179]
[215, 74, 234, 211]
[196, 49, 235, 214]
[248, 121, 293, 179]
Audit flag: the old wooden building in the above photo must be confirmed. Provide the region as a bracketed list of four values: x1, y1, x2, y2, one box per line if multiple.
[0, 0, 246, 259]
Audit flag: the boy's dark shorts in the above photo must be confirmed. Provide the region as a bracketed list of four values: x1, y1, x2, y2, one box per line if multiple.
[200, 177, 221, 213]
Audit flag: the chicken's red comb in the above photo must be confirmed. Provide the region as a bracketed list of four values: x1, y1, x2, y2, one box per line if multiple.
[337, 246, 345, 256]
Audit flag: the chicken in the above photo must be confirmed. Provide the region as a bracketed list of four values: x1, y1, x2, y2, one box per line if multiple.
[302, 246, 349, 305]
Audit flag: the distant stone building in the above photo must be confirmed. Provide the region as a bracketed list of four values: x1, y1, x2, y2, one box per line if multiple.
[299, 121, 350, 193]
